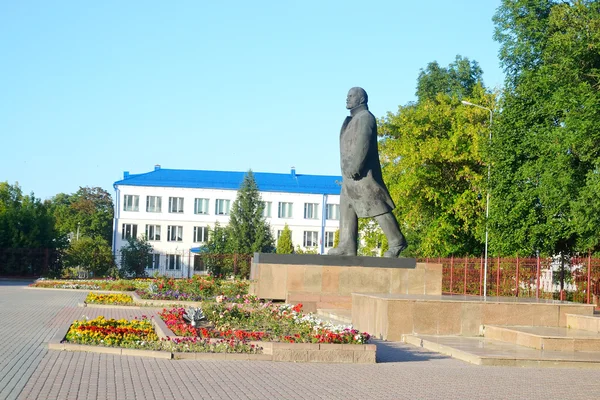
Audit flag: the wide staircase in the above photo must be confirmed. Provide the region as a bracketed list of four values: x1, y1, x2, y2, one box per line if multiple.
[402, 312, 600, 368]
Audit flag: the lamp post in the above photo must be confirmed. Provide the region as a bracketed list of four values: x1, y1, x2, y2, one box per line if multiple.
[461, 100, 493, 300]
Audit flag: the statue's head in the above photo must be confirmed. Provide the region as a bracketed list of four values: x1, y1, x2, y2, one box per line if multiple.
[346, 87, 368, 110]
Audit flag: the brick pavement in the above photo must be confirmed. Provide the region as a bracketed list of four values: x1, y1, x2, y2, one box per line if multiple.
[1, 281, 600, 400]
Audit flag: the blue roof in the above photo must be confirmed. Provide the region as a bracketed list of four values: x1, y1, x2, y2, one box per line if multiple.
[114, 168, 342, 195]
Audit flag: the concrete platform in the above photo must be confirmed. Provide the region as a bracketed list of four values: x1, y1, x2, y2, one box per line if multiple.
[252, 253, 417, 268]
[249, 254, 442, 302]
[403, 334, 600, 368]
[483, 325, 600, 351]
[566, 313, 600, 332]
[352, 294, 595, 341]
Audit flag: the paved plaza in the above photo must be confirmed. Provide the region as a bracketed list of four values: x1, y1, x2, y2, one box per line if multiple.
[1, 281, 599, 400]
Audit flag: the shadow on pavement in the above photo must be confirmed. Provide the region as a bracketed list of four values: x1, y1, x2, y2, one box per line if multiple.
[372, 339, 449, 363]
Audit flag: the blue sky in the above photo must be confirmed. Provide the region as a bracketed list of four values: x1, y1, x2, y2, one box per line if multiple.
[1, 1, 504, 200]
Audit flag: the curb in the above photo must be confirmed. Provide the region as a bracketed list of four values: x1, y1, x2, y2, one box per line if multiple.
[49, 312, 376, 363]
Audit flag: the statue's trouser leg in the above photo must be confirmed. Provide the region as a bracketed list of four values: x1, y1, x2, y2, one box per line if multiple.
[375, 212, 407, 249]
[332, 191, 358, 255]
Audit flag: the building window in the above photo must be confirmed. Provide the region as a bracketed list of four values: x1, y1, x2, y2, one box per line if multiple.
[145, 224, 161, 241]
[166, 254, 181, 270]
[278, 202, 293, 218]
[215, 199, 231, 215]
[167, 225, 183, 242]
[169, 197, 184, 213]
[193, 226, 208, 243]
[122, 224, 137, 240]
[261, 201, 272, 218]
[146, 196, 162, 213]
[123, 195, 139, 211]
[146, 253, 160, 270]
[326, 204, 340, 220]
[194, 198, 209, 215]
[303, 231, 318, 247]
[325, 231, 335, 248]
[304, 203, 319, 219]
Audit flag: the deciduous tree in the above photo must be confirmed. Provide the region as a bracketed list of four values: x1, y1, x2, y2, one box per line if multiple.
[64, 236, 115, 277]
[490, 0, 600, 256]
[378, 56, 494, 257]
[50, 187, 114, 245]
[119, 237, 152, 278]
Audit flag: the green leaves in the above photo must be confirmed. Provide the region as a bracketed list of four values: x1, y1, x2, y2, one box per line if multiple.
[119, 236, 153, 278]
[206, 170, 275, 277]
[50, 187, 114, 245]
[228, 170, 275, 256]
[276, 224, 294, 254]
[378, 65, 494, 257]
[490, 0, 600, 256]
[64, 236, 115, 277]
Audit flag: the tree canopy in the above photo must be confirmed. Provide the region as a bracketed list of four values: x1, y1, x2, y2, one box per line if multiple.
[0, 182, 58, 250]
[50, 187, 114, 245]
[378, 56, 495, 257]
[490, 0, 600, 256]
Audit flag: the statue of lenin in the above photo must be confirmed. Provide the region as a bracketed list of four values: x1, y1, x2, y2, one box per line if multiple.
[328, 87, 408, 257]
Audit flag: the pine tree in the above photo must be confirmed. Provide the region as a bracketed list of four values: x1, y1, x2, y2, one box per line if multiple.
[276, 224, 294, 254]
[228, 170, 275, 276]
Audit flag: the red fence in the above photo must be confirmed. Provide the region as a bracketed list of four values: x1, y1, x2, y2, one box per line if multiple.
[419, 255, 600, 304]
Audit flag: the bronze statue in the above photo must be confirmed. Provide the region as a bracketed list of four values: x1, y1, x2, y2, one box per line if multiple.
[328, 87, 408, 257]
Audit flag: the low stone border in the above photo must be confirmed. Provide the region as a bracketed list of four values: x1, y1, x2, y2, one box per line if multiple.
[49, 308, 376, 363]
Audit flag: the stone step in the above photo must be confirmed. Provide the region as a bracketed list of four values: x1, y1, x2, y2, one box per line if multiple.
[316, 308, 352, 325]
[403, 334, 600, 368]
[566, 313, 600, 333]
[483, 325, 600, 352]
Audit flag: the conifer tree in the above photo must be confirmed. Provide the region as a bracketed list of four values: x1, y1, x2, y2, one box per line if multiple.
[228, 170, 275, 275]
[276, 224, 294, 254]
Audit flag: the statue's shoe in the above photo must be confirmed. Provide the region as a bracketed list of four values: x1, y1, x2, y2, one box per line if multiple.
[383, 242, 408, 258]
[327, 247, 357, 256]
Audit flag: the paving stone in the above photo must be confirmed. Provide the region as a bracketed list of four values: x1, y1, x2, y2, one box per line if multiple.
[1, 282, 599, 399]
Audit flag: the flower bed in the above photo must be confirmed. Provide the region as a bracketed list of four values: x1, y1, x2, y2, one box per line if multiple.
[85, 292, 134, 305]
[159, 299, 370, 345]
[31, 276, 250, 302]
[135, 275, 249, 301]
[58, 298, 374, 361]
[65, 316, 158, 347]
[63, 315, 261, 354]
[136, 290, 203, 302]
[30, 279, 146, 291]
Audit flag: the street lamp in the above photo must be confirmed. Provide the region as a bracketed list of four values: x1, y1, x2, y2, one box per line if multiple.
[461, 100, 493, 300]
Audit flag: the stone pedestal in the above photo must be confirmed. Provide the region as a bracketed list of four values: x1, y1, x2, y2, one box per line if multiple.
[249, 253, 442, 312]
[351, 293, 596, 341]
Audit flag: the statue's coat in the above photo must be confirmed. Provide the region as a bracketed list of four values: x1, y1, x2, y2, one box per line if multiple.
[339, 104, 395, 218]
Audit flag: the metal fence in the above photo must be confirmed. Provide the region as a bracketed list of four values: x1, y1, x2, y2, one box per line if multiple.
[5, 247, 600, 305]
[419, 255, 600, 304]
[0, 248, 61, 277]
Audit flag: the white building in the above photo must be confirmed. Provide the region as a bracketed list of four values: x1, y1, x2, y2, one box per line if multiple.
[112, 165, 341, 276]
